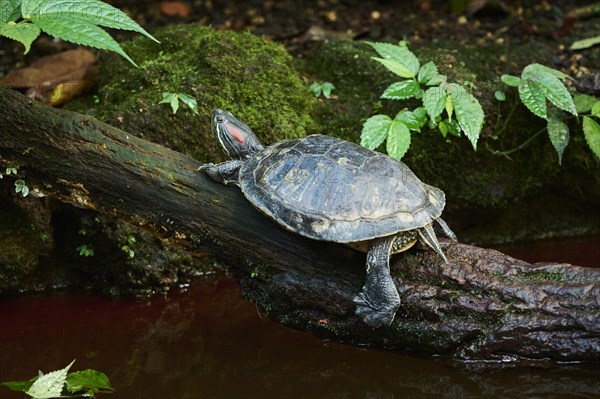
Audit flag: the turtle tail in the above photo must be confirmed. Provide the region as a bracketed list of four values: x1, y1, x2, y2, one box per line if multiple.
[418, 223, 448, 264]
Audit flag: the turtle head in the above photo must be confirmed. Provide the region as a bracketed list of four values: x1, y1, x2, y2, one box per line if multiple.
[212, 109, 264, 160]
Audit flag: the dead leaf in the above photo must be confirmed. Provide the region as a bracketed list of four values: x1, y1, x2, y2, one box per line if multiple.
[159, 1, 191, 18]
[1, 48, 97, 106]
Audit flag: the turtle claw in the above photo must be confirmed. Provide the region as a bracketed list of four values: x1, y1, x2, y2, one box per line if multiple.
[197, 163, 213, 172]
[353, 290, 400, 328]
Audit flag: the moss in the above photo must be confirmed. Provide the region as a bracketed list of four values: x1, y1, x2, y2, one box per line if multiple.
[297, 40, 398, 142]
[0, 198, 44, 290]
[249, 261, 272, 279]
[69, 24, 315, 162]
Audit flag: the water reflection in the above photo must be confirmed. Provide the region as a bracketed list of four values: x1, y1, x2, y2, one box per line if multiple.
[1, 276, 599, 399]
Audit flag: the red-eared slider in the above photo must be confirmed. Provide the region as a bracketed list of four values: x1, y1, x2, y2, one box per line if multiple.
[201, 109, 456, 328]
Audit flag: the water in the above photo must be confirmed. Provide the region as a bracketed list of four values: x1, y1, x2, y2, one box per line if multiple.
[1, 238, 599, 399]
[493, 235, 600, 268]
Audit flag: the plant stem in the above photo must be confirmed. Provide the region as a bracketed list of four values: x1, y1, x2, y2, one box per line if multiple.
[496, 100, 519, 136]
[491, 127, 546, 158]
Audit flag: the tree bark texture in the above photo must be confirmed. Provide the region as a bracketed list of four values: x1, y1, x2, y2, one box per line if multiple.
[1, 87, 598, 361]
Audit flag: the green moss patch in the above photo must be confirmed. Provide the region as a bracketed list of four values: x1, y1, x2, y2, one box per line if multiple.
[72, 24, 315, 162]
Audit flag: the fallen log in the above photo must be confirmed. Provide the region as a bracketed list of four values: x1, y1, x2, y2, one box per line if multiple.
[1, 87, 598, 361]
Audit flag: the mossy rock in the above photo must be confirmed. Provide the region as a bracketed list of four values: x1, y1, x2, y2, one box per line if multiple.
[71, 24, 315, 162]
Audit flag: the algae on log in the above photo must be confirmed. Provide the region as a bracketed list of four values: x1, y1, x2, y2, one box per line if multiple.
[0, 87, 598, 362]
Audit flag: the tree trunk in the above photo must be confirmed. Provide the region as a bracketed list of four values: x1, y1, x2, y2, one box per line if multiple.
[1, 87, 598, 361]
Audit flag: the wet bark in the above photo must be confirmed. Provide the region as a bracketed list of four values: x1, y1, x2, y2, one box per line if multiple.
[1, 87, 598, 362]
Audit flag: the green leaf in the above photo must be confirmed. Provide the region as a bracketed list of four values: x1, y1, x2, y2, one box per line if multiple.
[520, 64, 577, 115]
[438, 120, 448, 137]
[570, 35, 600, 50]
[547, 114, 570, 164]
[592, 101, 600, 117]
[361, 115, 392, 150]
[159, 92, 177, 103]
[178, 93, 198, 114]
[26, 360, 74, 399]
[394, 110, 422, 131]
[372, 57, 415, 79]
[320, 82, 335, 98]
[423, 86, 446, 120]
[0, 377, 37, 393]
[446, 118, 461, 137]
[573, 94, 598, 113]
[494, 90, 506, 101]
[1, 0, 22, 22]
[522, 63, 571, 81]
[583, 116, 600, 160]
[169, 96, 179, 114]
[518, 79, 547, 119]
[308, 82, 321, 97]
[501, 74, 522, 87]
[366, 41, 419, 77]
[448, 83, 484, 150]
[386, 120, 411, 160]
[0, 21, 40, 53]
[66, 370, 113, 395]
[445, 92, 454, 120]
[14, 179, 29, 196]
[412, 106, 428, 127]
[426, 74, 447, 86]
[417, 61, 438, 84]
[22, 0, 158, 43]
[31, 14, 138, 66]
[381, 80, 421, 100]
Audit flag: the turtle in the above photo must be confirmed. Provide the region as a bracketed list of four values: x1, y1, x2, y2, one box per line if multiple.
[200, 109, 457, 328]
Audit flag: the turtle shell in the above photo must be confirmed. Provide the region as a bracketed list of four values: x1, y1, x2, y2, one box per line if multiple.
[239, 134, 445, 243]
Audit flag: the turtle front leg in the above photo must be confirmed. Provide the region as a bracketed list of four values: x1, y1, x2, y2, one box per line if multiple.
[354, 235, 401, 328]
[199, 160, 243, 187]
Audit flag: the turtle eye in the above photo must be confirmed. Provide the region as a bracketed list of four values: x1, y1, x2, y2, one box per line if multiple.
[216, 116, 224, 123]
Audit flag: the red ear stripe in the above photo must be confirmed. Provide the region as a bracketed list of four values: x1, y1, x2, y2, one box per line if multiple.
[225, 121, 245, 144]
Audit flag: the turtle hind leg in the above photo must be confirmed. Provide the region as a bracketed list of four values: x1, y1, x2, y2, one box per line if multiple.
[354, 235, 401, 328]
[435, 217, 457, 241]
[418, 223, 448, 264]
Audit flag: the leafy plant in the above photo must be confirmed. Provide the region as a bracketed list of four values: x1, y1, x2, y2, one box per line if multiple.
[361, 41, 484, 160]
[14, 178, 29, 197]
[1, 166, 17, 179]
[160, 92, 199, 115]
[0, 360, 114, 398]
[121, 235, 136, 259]
[76, 244, 94, 257]
[500, 64, 600, 163]
[0, 0, 159, 66]
[309, 81, 335, 99]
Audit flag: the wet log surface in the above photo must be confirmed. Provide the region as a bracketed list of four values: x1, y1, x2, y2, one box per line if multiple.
[1, 87, 598, 361]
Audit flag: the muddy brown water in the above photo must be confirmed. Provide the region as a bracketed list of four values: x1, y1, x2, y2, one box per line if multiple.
[1, 238, 599, 399]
